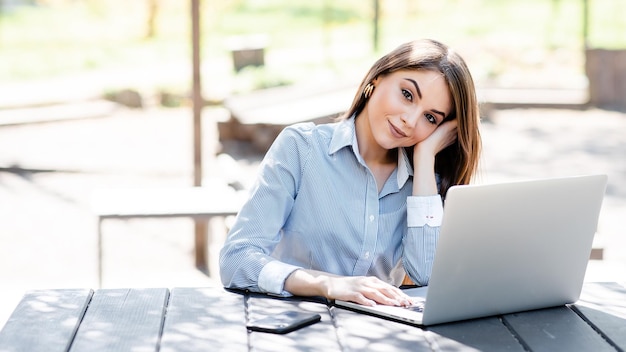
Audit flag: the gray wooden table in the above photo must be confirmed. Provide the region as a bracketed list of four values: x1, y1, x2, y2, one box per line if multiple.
[1, 282, 624, 351]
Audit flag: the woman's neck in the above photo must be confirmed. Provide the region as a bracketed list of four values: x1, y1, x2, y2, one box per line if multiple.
[354, 114, 396, 166]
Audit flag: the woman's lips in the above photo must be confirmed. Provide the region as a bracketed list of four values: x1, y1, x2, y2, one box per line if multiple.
[389, 121, 408, 138]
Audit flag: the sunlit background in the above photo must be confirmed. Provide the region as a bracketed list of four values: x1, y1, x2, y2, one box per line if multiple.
[1, 0, 625, 329]
[2, 0, 625, 91]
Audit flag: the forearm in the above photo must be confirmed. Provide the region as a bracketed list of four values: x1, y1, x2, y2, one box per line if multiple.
[412, 148, 438, 196]
[284, 269, 339, 298]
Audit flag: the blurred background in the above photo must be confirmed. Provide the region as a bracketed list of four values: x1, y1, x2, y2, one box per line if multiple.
[1, 0, 625, 328]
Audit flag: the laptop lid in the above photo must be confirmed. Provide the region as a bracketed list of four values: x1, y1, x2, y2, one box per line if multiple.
[335, 175, 608, 326]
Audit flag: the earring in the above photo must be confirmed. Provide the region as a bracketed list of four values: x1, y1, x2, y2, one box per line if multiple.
[363, 83, 375, 99]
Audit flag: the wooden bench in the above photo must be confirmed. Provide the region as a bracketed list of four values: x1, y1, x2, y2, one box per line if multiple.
[91, 185, 245, 287]
[219, 80, 356, 152]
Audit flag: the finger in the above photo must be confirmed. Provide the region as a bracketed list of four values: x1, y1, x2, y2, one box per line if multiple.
[358, 277, 411, 306]
[440, 119, 458, 129]
[349, 292, 377, 307]
[393, 290, 413, 307]
[377, 286, 412, 307]
[361, 289, 400, 306]
[360, 284, 406, 306]
[348, 279, 408, 307]
[367, 279, 413, 306]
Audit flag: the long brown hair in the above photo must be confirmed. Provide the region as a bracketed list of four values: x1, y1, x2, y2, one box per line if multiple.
[340, 39, 481, 198]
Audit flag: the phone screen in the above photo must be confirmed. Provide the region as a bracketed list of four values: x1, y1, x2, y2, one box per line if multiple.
[247, 311, 321, 334]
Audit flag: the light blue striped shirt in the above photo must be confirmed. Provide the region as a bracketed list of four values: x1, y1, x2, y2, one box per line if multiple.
[219, 117, 443, 296]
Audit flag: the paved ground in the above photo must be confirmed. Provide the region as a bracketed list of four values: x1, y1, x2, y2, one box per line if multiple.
[1, 102, 625, 330]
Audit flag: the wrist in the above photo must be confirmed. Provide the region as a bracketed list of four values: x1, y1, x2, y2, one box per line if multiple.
[412, 151, 436, 178]
[413, 146, 435, 165]
[412, 149, 438, 196]
[316, 275, 332, 299]
[285, 269, 335, 299]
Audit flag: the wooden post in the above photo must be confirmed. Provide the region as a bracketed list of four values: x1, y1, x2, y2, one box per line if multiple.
[191, 0, 208, 271]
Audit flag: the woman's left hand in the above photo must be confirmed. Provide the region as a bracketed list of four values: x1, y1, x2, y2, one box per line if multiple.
[414, 119, 458, 160]
[411, 120, 458, 196]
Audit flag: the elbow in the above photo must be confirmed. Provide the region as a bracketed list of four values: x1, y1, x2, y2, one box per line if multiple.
[412, 275, 430, 287]
[218, 248, 235, 288]
[403, 259, 432, 287]
[406, 267, 430, 286]
[219, 267, 233, 288]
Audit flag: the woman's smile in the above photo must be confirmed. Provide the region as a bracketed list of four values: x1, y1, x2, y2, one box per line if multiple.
[388, 120, 408, 139]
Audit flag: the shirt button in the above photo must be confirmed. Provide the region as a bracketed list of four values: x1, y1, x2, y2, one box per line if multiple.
[369, 215, 375, 222]
[364, 251, 370, 259]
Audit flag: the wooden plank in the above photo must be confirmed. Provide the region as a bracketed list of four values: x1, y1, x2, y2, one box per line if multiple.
[502, 306, 615, 352]
[91, 186, 242, 219]
[0, 289, 92, 352]
[159, 287, 247, 352]
[427, 317, 525, 351]
[224, 81, 354, 126]
[478, 88, 588, 107]
[0, 100, 119, 126]
[246, 294, 341, 352]
[573, 282, 626, 351]
[69, 288, 169, 352]
[331, 306, 432, 351]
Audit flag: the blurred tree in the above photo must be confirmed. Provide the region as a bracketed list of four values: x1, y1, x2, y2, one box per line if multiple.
[146, 0, 158, 39]
[373, 0, 380, 51]
[582, 0, 589, 48]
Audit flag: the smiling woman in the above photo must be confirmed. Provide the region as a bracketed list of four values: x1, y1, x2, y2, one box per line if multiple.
[342, 39, 482, 199]
[219, 39, 482, 307]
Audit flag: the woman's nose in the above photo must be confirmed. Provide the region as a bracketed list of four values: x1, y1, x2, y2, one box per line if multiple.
[401, 109, 420, 126]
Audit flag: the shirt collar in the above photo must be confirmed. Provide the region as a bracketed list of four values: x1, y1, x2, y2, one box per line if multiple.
[329, 116, 413, 190]
[397, 147, 413, 189]
[328, 116, 355, 155]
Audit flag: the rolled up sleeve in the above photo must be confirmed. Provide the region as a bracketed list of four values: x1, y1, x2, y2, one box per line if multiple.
[258, 260, 301, 296]
[406, 195, 443, 227]
[403, 195, 443, 285]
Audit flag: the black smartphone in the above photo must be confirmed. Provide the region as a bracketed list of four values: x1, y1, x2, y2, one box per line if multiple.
[246, 311, 321, 334]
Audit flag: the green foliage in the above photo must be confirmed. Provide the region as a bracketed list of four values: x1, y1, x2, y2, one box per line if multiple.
[0, 0, 623, 89]
[232, 66, 293, 93]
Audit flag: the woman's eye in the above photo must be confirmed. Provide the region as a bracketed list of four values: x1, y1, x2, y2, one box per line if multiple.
[425, 113, 437, 125]
[401, 89, 413, 101]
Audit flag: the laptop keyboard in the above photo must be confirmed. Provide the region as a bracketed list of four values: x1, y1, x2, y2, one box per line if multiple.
[404, 302, 425, 313]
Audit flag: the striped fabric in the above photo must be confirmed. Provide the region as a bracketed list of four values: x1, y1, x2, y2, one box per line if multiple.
[219, 117, 442, 296]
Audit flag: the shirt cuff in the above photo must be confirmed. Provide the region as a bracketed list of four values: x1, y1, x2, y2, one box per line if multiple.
[407, 195, 443, 227]
[258, 260, 301, 296]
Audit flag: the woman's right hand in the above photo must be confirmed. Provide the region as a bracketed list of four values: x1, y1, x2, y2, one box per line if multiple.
[325, 275, 412, 306]
[285, 269, 411, 307]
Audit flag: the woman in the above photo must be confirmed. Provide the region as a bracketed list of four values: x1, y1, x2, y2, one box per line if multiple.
[219, 39, 481, 307]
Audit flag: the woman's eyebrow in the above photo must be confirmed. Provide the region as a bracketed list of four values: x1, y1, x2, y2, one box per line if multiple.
[432, 109, 446, 120]
[404, 78, 447, 119]
[404, 78, 422, 99]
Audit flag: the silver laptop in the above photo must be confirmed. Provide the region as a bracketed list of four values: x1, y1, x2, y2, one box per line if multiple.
[335, 174, 608, 326]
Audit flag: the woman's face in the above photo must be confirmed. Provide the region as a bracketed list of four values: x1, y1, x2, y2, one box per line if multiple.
[364, 69, 452, 150]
